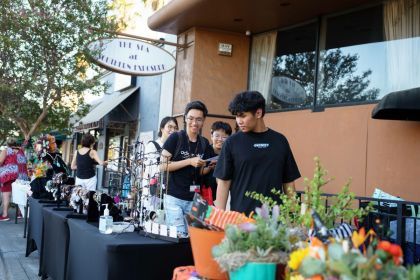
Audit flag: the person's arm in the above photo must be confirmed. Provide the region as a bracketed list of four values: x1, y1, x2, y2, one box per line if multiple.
[160, 149, 205, 172]
[200, 161, 216, 175]
[214, 178, 231, 210]
[90, 150, 107, 166]
[0, 149, 7, 165]
[71, 152, 77, 170]
[200, 142, 217, 175]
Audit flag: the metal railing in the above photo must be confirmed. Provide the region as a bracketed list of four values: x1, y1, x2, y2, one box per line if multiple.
[296, 191, 420, 264]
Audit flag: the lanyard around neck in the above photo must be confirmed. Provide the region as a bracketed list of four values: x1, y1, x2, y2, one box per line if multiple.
[188, 136, 201, 184]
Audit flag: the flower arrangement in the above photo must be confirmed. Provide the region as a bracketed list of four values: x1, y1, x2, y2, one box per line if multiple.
[212, 203, 306, 272]
[287, 228, 420, 280]
[32, 134, 57, 159]
[34, 161, 49, 178]
[247, 157, 372, 229]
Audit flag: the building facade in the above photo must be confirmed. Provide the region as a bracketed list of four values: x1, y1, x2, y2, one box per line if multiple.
[148, 0, 420, 199]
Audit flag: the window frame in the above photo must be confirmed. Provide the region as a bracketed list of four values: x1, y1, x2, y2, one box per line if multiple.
[253, 1, 386, 114]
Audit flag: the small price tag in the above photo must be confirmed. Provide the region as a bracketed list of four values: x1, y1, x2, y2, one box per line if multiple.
[169, 226, 178, 238]
[159, 224, 168, 236]
[152, 222, 160, 234]
[189, 185, 200, 192]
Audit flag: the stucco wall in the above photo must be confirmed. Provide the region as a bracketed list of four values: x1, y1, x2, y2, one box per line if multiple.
[173, 29, 196, 115]
[265, 105, 420, 200]
[174, 28, 250, 116]
[191, 28, 249, 115]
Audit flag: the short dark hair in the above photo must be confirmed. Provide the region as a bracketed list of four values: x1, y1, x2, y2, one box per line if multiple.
[184, 100, 208, 118]
[81, 134, 95, 148]
[158, 116, 179, 137]
[211, 121, 232, 136]
[228, 91, 266, 117]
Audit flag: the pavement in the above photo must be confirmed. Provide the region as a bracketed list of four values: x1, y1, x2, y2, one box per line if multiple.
[0, 205, 44, 280]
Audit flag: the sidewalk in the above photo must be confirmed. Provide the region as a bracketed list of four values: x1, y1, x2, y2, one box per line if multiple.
[0, 206, 42, 280]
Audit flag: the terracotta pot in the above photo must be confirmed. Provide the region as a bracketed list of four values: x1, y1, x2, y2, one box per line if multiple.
[188, 226, 227, 280]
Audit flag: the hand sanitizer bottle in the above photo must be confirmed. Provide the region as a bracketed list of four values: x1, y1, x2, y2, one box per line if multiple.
[99, 204, 113, 234]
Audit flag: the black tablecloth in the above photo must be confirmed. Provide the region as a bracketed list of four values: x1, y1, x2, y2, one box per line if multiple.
[26, 197, 57, 257]
[66, 219, 194, 280]
[41, 207, 74, 280]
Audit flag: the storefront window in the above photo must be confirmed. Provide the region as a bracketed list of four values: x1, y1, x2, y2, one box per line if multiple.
[318, 1, 420, 105]
[249, 24, 316, 111]
[271, 23, 316, 110]
[249, 0, 420, 111]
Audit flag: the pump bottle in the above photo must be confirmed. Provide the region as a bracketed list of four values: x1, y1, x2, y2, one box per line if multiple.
[99, 204, 113, 234]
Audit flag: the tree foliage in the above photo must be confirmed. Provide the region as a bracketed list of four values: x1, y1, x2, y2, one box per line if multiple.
[272, 49, 379, 109]
[0, 0, 119, 140]
[0, 114, 18, 145]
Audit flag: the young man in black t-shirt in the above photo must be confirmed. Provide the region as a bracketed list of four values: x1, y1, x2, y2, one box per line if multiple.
[161, 101, 214, 235]
[213, 91, 301, 215]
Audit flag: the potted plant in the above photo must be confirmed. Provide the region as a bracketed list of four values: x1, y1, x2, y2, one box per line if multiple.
[247, 157, 372, 230]
[212, 203, 305, 280]
[287, 228, 420, 279]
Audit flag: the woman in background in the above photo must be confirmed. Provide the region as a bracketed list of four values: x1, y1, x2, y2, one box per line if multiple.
[0, 137, 28, 221]
[143, 116, 179, 184]
[71, 134, 107, 191]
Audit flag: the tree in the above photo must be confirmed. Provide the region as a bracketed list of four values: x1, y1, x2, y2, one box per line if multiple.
[272, 49, 379, 108]
[0, 115, 18, 145]
[0, 0, 120, 140]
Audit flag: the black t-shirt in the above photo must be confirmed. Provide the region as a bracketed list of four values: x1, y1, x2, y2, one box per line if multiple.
[213, 129, 301, 215]
[162, 130, 214, 201]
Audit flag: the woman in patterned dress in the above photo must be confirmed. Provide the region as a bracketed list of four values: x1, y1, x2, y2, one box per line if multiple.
[0, 137, 28, 221]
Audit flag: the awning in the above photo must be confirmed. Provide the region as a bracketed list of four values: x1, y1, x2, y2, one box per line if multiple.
[372, 87, 420, 121]
[74, 86, 139, 131]
[148, 0, 372, 35]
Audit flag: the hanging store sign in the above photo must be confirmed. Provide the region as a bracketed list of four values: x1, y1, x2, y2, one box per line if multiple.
[271, 76, 306, 105]
[87, 37, 176, 76]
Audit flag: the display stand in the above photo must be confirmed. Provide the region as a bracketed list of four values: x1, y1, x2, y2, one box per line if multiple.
[139, 230, 189, 243]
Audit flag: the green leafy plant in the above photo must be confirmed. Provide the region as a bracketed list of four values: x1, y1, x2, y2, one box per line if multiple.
[247, 157, 372, 228]
[212, 204, 305, 272]
[288, 229, 420, 280]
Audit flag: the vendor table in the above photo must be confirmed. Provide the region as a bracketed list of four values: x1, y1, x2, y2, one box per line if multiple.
[66, 219, 194, 280]
[26, 198, 52, 256]
[25, 197, 62, 276]
[40, 206, 74, 280]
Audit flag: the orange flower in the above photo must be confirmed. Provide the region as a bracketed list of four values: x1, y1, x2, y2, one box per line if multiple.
[377, 241, 403, 265]
[309, 275, 323, 280]
[377, 241, 392, 252]
[311, 237, 324, 248]
[389, 244, 403, 257]
[389, 244, 403, 265]
[352, 228, 376, 255]
[352, 228, 366, 248]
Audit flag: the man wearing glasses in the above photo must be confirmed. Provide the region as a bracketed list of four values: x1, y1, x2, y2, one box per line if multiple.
[214, 91, 301, 215]
[161, 101, 214, 236]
